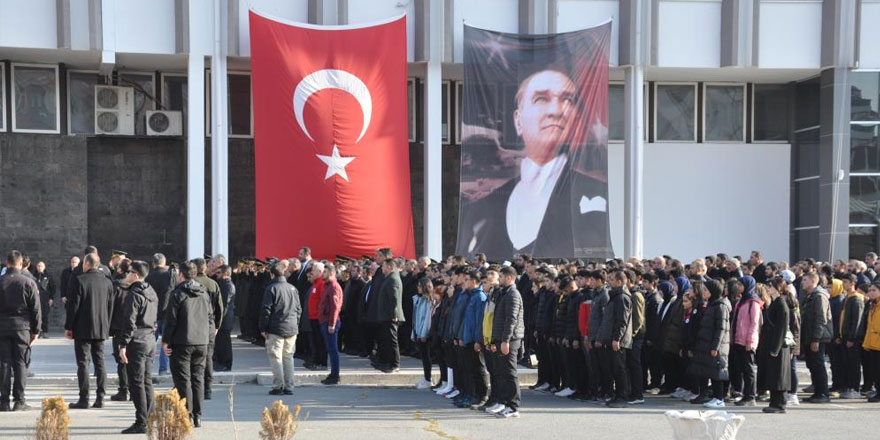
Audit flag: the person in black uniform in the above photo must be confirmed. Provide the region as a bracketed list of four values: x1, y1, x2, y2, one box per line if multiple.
[33, 261, 56, 337]
[118, 261, 158, 434]
[110, 259, 132, 402]
[60, 256, 81, 311]
[66, 252, 114, 409]
[0, 250, 41, 412]
[162, 261, 210, 428]
[213, 265, 236, 371]
[193, 258, 223, 400]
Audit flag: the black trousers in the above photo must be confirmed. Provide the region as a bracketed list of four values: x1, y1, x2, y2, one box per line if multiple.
[214, 327, 233, 369]
[485, 345, 498, 403]
[442, 342, 456, 385]
[456, 345, 471, 394]
[661, 351, 682, 392]
[466, 346, 489, 401]
[596, 344, 614, 397]
[170, 344, 207, 416]
[607, 346, 630, 400]
[378, 321, 400, 369]
[627, 337, 645, 400]
[111, 335, 129, 394]
[418, 340, 432, 381]
[0, 331, 30, 404]
[646, 346, 664, 389]
[362, 323, 378, 357]
[584, 345, 601, 397]
[805, 343, 829, 397]
[309, 320, 327, 365]
[74, 339, 106, 400]
[830, 341, 845, 391]
[127, 336, 155, 427]
[565, 344, 588, 394]
[204, 328, 216, 394]
[551, 340, 566, 389]
[843, 343, 862, 390]
[769, 389, 787, 409]
[495, 340, 521, 410]
[40, 298, 51, 334]
[731, 345, 757, 399]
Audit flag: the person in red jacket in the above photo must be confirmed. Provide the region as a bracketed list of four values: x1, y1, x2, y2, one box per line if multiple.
[319, 263, 344, 384]
[305, 262, 326, 370]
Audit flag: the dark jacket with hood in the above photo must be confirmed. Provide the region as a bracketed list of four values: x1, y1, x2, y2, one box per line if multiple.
[162, 280, 211, 346]
[119, 281, 158, 346]
[259, 276, 302, 337]
[598, 286, 633, 348]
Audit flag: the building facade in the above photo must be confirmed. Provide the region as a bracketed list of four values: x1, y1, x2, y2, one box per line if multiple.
[0, 0, 878, 271]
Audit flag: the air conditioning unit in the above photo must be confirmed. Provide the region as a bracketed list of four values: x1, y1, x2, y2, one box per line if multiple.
[94, 85, 135, 135]
[146, 110, 183, 136]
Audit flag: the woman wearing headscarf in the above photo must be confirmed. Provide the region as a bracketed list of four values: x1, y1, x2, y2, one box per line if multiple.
[757, 282, 791, 413]
[730, 276, 763, 406]
[678, 282, 702, 402]
[658, 277, 687, 396]
[688, 279, 731, 408]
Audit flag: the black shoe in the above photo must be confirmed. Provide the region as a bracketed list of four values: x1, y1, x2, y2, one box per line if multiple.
[12, 401, 30, 411]
[110, 392, 128, 402]
[91, 399, 104, 409]
[806, 395, 830, 404]
[321, 375, 340, 385]
[0, 402, 9, 412]
[469, 399, 488, 410]
[269, 388, 284, 395]
[192, 415, 201, 428]
[762, 406, 786, 414]
[606, 398, 627, 408]
[121, 424, 147, 434]
[690, 394, 712, 405]
[381, 367, 400, 374]
[204, 391, 212, 400]
[734, 399, 756, 407]
[41, 335, 49, 339]
[69, 400, 89, 409]
[283, 389, 294, 395]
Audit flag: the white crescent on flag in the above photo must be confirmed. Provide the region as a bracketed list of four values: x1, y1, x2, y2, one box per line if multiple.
[292, 69, 373, 143]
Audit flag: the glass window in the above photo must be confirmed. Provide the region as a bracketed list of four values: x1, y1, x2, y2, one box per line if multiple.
[0, 64, 5, 132]
[795, 178, 820, 227]
[850, 176, 880, 224]
[704, 84, 745, 142]
[850, 226, 879, 260]
[119, 73, 155, 136]
[442, 81, 450, 144]
[68, 71, 100, 134]
[852, 125, 880, 173]
[851, 72, 880, 122]
[753, 84, 790, 141]
[608, 84, 624, 142]
[794, 129, 820, 178]
[227, 73, 251, 136]
[408, 78, 416, 142]
[12, 64, 59, 132]
[455, 81, 462, 144]
[162, 75, 188, 114]
[655, 84, 696, 141]
[795, 78, 820, 129]
[796, 228, 819, 261]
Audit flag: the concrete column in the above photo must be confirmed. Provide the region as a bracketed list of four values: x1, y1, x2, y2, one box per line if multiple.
[623, 66, 645, 260]
[720, 0, 755, 67]
[211, 0, 229, 258]
[423, 0, 444, 260]
[818, 68, 851, 262]
[187, 54, 206, 260]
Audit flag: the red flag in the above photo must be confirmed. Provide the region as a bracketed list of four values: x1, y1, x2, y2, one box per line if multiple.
[250, 11, 415, 260]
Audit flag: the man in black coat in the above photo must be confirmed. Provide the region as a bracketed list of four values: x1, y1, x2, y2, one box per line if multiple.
[0, 250, 41, 412]
[109, 260, 132, 402]
[365, 249, 391, 362]
[260, 261, 302, 395]
[214, 265, 236, 371]
[145, 253, 174, 375]
[65, 252, 115, 409]
[162, 262, 211, 427]
[117, 261, 158, 434]
[33, 261, 56, 337]
[60, 256, 80, 311]
[375, 258, 403, 373]
[193, 258, 224, 400]
[341, 266, 365, 355]
[598, 271, 633, 408]
[488, 265, 525, 418]
[292, 248, 313, 359]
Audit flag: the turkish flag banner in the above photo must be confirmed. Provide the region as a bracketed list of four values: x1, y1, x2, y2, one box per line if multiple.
[250, 11, 415, 260]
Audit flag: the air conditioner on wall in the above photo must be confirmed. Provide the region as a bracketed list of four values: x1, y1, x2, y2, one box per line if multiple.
[146, 110, 183, 136]
[94, 85, 135, 135]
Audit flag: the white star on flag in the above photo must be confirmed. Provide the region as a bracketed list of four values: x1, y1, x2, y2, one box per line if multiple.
[317, 145, 356, 181]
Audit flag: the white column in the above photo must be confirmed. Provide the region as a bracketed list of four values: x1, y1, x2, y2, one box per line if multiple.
[623, 65, 644, 260]
[423, 0, 444, 260]
[211, 0, 229, 258]
[187, 53, 206, 260]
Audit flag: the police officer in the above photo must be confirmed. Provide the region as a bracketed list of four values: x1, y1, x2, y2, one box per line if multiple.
[118, 261, 158, 434]
[66, 252, 115, 409]
[0, 250, 41, 411]
[193, 258, 223, 400]
[162, 261, 210, 428]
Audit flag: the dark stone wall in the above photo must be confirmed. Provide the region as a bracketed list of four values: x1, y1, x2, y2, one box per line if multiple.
[408, 143, 461, 258]
[204, 138, 256, 259]
[86, 136, 187, 264]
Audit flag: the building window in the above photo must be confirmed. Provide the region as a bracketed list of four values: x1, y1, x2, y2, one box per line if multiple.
[0, 64, 6, 132]
[752, 84, 790, 142]
[455, 81, 463, 145]
[850, 72, 880, 258]
[852, 72, 880, 122]
[119, 72, 156, 136]
[11, 63, 60, 133]
[608, 83, 624, 142]
[67, 71, 101, 134]
[441, 80, 450, 144]
[850, 225, 880, 260]
[654, 83, 696, 142]
[161, 73, 188, 114]
[206, 71, 253, 137]
[703, 84, 745, 142]
[408, 78, 416, 142]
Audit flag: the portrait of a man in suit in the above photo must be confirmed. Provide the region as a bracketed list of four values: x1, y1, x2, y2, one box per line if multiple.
[455, 25, 615, 261]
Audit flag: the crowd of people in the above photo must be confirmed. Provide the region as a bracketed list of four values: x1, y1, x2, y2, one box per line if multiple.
[2, 246, 880, 431]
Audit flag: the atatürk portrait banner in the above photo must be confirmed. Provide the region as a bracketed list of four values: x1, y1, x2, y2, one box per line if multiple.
[456, 22, 614, 261]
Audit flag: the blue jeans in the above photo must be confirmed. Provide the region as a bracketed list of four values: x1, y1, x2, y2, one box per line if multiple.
[321, 321, 341, 377]
[156, 320, 169, 373]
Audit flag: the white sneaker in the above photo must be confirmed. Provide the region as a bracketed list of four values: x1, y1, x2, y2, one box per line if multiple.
[496, 407, 520, 418]
[841, 390, 862, 399]
[703, 398, 725, 409]
[681, 392, 698, 402]
[486, 403, 506, 414]
[436, 384, 452, 395]
[534, 383, 550, 392]
[433, 381, 448, 393]
[555, 388, 576, 397]
[416, 379, 432, 390]
[670, 387, 685, 398]
[786, 393, 800, 406]
[444, 389, 460, 399]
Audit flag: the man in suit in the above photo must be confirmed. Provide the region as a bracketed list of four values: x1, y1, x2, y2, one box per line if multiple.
[293, 248, 313, 360]
[365, 249, 391, 364]
[60, 256, 80, 310]
[33, 261, 55, 337]
[214, 265, 236, 371]
[375, 258, 403, 373]
[65, 252, 115, 409]
[456, 69, 613, 260]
